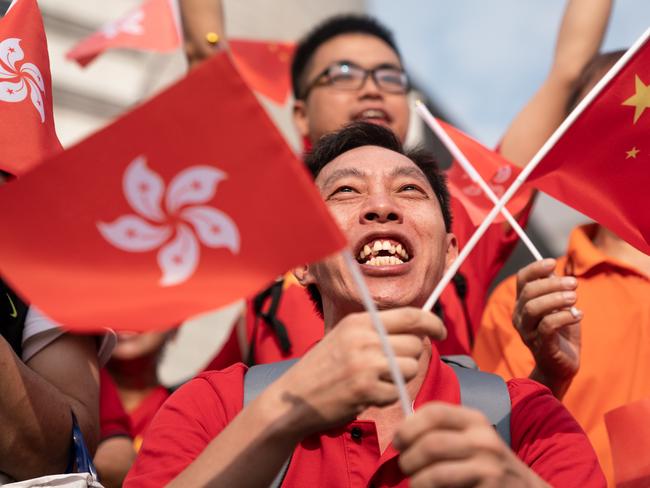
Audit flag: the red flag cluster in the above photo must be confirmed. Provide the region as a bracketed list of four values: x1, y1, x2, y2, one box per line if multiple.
[0, 53, 346, 331]
[0, 0, 61, 175]
[65, 0, 295, 104]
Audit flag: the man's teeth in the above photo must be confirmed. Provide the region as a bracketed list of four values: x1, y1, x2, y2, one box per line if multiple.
[360, 109, 387, 119]
[358, 239, 409, 265]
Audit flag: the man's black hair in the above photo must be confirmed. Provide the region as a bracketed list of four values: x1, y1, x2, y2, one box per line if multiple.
[303, 122, 453, 315]
[291, 14, 402, 99]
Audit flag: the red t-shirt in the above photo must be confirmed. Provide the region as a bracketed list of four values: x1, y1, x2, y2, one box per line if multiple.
[99, 368, 132, 441]
[130, 385, 170, 451]
[127, 349, 604, 487]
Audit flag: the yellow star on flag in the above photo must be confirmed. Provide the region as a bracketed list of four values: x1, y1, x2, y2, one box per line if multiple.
[622, 75, 650, 124]
[626, 147, 640, 159]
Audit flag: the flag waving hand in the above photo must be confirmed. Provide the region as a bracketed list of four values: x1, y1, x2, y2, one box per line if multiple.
[0, 52, 346, 332]
[0, 0, 62, 175]
[528, 28, 650, 254]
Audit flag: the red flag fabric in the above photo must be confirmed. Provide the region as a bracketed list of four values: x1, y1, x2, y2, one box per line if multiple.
[0, 0, 62, 175]
[440, 121, 532, 227]
[605, 398, 650, 488]
[65, 0, 180, 67]
[527, 28, 650, 254]
[0, 52, 346, 332]
[230, 39, 295, 105]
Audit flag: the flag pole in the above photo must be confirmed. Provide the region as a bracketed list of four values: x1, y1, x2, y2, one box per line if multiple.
[415, 101, 543, 261]
[341, 249, 412, 416]
[422, 25, 650, 313]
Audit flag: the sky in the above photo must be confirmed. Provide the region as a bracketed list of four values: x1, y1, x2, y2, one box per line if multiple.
[368, 0, 650, 146]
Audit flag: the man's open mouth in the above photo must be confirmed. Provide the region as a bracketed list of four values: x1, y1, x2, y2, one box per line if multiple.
[353, 108, 392, 124]
[356, 238, 411, 267]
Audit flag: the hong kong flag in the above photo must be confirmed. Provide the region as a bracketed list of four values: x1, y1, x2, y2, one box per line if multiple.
[441, 121, 532, 227]
[0, 0, 62, 175]
[0, 52, 346, 332]
[527, 27, 650, 253]
[65, 0, 181, 67]
[230, 40, 295, 105]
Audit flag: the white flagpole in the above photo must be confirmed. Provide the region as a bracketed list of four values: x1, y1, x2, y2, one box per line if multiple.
[341, 249, 412, 416]
[421, 25, 650, 313]
[415, 101, 543, 262]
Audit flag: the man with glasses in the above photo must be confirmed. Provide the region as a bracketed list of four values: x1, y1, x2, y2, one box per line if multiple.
[197, 14, 529, 370]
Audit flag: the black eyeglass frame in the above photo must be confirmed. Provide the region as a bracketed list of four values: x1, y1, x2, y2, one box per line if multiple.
[299, 60, 410, 100]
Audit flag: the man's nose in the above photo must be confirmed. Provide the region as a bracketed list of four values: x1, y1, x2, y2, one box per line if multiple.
[361, 194, 402, 224]
[357, 73, 383, 98]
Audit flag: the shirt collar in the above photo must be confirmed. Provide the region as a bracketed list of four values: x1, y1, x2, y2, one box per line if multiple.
[566, 224, 646, 277]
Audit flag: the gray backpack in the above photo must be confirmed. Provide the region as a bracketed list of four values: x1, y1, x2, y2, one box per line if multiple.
[243, 355, 511, 488]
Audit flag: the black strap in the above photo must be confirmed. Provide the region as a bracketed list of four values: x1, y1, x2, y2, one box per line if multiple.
[0, 277, 28, 357]
[248, 278, 292, 366]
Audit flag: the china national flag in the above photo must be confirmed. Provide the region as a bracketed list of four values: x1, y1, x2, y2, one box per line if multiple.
[605, 398, 650, 488]
[230, 39, 295, 105]
[0, 0, 62, 175]
[0, 52, 346, 332]
[441, 121, 532, 226]
[65, 0, 181, 67]
[527, 27, 650, 253]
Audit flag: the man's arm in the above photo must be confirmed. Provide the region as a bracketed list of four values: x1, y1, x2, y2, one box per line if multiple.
[0, 334, 99, 480]
[500, 0, 612, 166]
[180, 0, 226, 68]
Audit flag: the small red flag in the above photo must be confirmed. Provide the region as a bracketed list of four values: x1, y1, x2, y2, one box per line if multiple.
[605, 398, 650, 488]
[0, 0, 62, 175]
[65, 0, 181, 67]
[527, 28, 650, 253]
[0, 52, 346, 332]
[441, 121, 532, 227]
[230, 39, 295, 105]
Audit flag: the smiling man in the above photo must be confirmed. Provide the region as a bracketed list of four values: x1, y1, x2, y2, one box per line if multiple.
[126, 123, 604, 487]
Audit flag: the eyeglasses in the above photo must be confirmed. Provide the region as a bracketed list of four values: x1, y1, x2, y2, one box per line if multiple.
[300, 61, 410, 99]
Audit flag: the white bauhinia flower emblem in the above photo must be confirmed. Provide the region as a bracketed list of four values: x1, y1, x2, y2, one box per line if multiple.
[102, 10, 145, 39]
[97, 156, 240, 287]
[461, 164, 513, 198]
[0, 38, 46, 122]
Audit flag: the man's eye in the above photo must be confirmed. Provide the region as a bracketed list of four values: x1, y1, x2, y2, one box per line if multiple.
[400, 184, 420, 192]
[334, 185, 356, 194]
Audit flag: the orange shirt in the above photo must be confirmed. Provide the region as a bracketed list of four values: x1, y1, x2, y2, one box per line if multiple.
[473, 224, 650, 486]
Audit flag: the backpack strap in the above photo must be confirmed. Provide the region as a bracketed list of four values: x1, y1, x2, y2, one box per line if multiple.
[244, 359, 298, 488]
[445, 362, 511, 446]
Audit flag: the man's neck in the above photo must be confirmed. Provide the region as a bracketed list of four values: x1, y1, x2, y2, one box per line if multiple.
[107, 356, 161, 412]
[593, 226, 650, 277]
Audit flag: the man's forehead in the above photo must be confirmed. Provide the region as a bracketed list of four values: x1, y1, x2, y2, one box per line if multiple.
[316, 146, 427, 187]
[309, 33, 402, 73]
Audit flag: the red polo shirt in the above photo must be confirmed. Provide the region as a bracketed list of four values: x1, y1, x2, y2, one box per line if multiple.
[127, 348, 604, 487]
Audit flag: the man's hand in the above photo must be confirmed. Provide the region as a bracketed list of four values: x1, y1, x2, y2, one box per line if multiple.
[394, 402, 549, 488]
[263, 307, 446, 436]
[513, 259, 581, 398]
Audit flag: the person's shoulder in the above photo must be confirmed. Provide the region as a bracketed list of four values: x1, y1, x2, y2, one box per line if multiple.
[505, 378, 605, 486]
[173, 363, 249, 414]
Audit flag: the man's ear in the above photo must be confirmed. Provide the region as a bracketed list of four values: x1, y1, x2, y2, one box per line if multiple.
[444, 233, 459, 272]
[292, 99, 309, 140]
[292, 263, 316, 286]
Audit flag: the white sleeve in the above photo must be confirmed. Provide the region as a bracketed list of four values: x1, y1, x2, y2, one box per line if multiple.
[22, 307, 116, 366]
